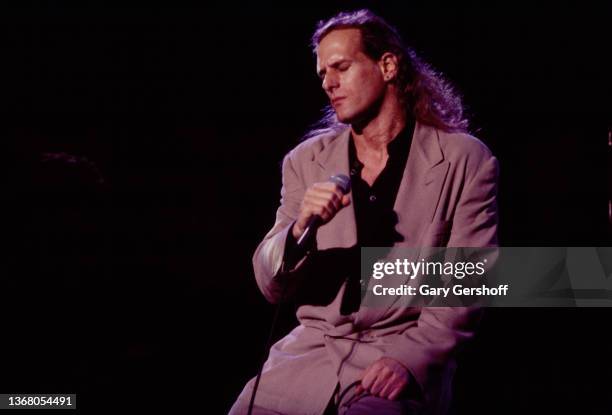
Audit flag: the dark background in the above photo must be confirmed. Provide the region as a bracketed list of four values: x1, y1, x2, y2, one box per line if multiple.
[1, 1, 610, 413]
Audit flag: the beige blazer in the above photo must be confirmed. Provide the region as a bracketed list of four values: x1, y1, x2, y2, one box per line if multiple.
[230, 122, 499, 415]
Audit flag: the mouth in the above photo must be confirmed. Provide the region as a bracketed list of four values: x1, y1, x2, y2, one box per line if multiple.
[331, 97, 346, 106]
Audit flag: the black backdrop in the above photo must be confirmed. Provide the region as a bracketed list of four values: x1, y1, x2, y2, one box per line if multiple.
[2, 2, 611, 413]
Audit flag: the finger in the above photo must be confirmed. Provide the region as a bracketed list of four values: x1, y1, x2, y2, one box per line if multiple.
[315, 183, 346, 204]
[306, 187, 338, 203]
[332, 185, 347, 200]
[379, 378, 403, 400]
[306, 192, 342, 213]
[303, 198, 335, 220]
[370, 371, 391, 396]
[387, 386, 403, 401]
[341, 194, 351, 206]
[311, 183, 343, 203]
[316, 181, 344, 192]
[327, 191, 344, 211]
[323, 196, 342, 214]
[360, 366, 379, 391]
[313, 196, 344, 219]
[312, 185, 347, 212]
[318, 202, 336, 221]
[369, 374, 384, 396]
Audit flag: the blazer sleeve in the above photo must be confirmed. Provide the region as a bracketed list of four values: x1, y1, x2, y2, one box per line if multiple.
[252, 151, 310, 304]
[382, 151, 499, 401]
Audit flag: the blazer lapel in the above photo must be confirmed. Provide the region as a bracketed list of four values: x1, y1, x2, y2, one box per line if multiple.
[315, 128, 358, 251]
[395, 122, 450, 236]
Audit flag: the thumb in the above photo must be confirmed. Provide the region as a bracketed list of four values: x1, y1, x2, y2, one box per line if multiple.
[341, 194, 351, 206]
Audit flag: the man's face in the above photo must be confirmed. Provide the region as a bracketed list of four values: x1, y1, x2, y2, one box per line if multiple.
[316, 28, 387, 124]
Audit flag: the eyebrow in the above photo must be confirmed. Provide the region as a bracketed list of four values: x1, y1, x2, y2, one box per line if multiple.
[317, 58, 350, 79]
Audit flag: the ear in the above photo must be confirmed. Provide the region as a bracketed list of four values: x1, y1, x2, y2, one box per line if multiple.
[378, 52, 399, 82]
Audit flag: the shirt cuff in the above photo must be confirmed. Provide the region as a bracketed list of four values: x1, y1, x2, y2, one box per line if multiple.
[282, 221, 315, 270]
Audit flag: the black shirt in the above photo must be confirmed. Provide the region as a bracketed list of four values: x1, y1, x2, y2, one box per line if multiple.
[348, 118, 414, 247]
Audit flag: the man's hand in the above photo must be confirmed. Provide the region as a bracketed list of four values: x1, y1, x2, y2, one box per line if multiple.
[356, 357, 411, 400]
[292, 181, 351, 239]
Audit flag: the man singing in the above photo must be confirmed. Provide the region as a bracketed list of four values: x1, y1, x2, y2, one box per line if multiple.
[230, 9, 498, 415]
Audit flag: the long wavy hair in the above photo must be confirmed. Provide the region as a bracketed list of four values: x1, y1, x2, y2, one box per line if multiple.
[305, 9, 468, 139]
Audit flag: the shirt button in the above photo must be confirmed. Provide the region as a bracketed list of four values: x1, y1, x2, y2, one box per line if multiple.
[369, 195, 377, 202]
[350, 168, 358, 176]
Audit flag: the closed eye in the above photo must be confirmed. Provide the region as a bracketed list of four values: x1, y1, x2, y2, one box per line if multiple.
[337, 62, 350, 71]
[317, 59, 351, 79]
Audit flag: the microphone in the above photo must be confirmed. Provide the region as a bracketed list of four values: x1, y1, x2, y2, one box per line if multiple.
[296, 174, 351, 249]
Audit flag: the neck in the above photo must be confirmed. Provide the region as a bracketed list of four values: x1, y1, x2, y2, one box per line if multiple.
[350, 94, 406, 152]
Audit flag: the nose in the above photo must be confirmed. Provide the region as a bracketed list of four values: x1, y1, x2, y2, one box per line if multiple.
[322, 71, 339, 94]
